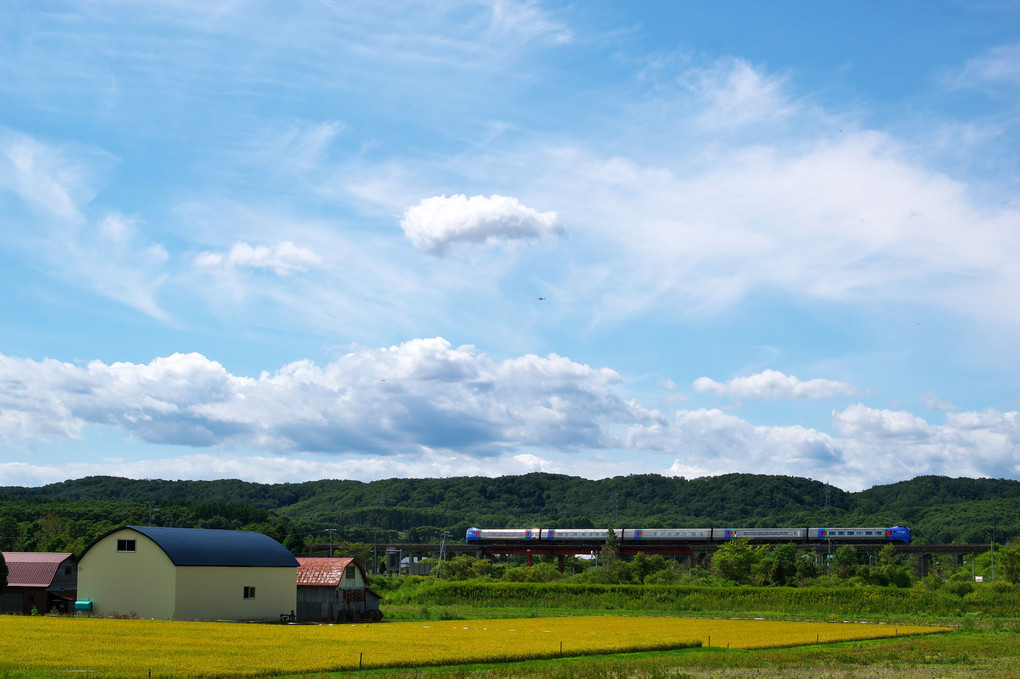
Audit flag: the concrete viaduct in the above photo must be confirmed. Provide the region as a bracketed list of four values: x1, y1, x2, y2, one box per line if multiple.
[369, 541, 987, 578]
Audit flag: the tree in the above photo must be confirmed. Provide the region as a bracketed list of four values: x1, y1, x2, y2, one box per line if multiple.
[865, 543, 912, 588]
[831, 545, 858, 580]
[753, 543, 802, 586]
[998, 543, 1020, 584]
[712, 539, 761, 585]
[437, 555, 493, 580]
[601, 527, 621, 568]
[0, 516, 19, 551]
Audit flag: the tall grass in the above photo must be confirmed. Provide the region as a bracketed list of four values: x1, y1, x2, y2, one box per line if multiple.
[382, 580, 1020, 621]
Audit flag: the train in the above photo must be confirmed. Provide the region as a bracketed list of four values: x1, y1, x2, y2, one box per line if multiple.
[465, 526, 911, 544]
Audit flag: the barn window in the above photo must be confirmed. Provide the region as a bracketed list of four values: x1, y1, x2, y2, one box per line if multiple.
[243, 586, 256, 599]
[117, 539, 136, 552]
[344, 565, 355, 582]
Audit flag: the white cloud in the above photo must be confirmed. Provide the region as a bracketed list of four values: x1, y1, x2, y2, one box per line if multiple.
[920, 392, 957, 412]
[489, 0, 573, 45]
[634, 404, 1020, 491]
[512, 452, 555, 472]
[400, 194, 562, 255]
[248, 120, 346, 178]
[0, 129, 88, 223]
[692, 370, 858, 400]
[0, 130, 170, 318]
[833, 403, 932, 441]
[3, 344, 1018, 491]
[677, 57, 797, 130]
[195, 241, 323, 275]
[948, 43, 1020, 88]
[0, 339, 652, 457]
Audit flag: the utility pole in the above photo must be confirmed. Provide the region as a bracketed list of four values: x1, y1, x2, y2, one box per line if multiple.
[437, 531, 450, 578]
[991, 506, 998, 581]
[147, 502, 159, 527]
[372, 526, 378, 575]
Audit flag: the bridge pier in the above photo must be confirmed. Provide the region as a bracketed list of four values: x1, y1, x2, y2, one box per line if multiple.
[385, 548, 400, 574]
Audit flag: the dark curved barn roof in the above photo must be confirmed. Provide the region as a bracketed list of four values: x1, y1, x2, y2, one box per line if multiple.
[80, 526, 298, 567]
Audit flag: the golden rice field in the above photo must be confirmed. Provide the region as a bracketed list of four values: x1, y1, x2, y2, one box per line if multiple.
[0, 615, 950, 678]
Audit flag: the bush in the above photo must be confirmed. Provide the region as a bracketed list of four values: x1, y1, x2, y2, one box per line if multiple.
[943, 580, 974, 598]
[501, 562, 562, 583]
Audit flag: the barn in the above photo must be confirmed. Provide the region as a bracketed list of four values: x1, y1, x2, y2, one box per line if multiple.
[76, 526, 298, 621]
[296, 557, 382, 622]
[0, 552, 77, 615]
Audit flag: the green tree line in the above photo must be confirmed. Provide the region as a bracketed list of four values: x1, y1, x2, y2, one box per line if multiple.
[2, 472, 1019, 555]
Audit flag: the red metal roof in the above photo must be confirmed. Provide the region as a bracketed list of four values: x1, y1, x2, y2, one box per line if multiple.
[295, 557, 360, 586]
[2, 552, 74, 588]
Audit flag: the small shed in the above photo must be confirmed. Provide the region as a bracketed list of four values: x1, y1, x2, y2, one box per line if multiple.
[0, 552, 77, 615]
[296, 557, 382, 622]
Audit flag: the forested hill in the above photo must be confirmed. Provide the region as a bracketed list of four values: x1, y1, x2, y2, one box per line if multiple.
[2, 473, 1019, 554]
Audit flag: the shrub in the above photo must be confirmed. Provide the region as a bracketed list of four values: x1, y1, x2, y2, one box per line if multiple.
[943, 580, 974, 598]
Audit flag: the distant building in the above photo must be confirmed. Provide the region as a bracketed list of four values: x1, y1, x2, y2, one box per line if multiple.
[296, 557, 382, 622]
[76, 526, 298, 621]
[0, 552, 77, 615]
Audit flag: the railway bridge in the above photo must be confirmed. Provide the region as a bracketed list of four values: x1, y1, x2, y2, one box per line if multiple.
[359, 541, 988, 578]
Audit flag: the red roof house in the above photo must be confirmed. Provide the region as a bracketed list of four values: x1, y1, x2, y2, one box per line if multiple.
[295, 557, 381, 622]
[1, 552, 77, 615]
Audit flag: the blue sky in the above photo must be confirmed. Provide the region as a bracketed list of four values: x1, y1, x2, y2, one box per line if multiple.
[1, 1, 1018, 491]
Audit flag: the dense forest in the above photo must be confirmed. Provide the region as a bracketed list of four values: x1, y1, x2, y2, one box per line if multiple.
[1, 473, 1018, 555]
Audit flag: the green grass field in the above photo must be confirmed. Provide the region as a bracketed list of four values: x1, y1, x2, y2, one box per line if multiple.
[328, 629, 1020, 679]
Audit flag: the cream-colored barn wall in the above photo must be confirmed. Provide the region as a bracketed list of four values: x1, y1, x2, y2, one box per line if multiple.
[174, 566, 296, 621]
[343, 564, 366, 587]
[77, 529, 176, 619]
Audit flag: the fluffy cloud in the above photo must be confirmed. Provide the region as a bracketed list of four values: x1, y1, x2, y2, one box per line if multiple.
[400, 194, 562, 255]
[692, 370, 857, 400]
[0, 339, 649, 458]
[634, 404, 1020, 491]
[194, 241, 323, 275]
[4, 342, 1018, 491]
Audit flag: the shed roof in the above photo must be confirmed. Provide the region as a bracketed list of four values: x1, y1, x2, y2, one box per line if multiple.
[296, 557, 360, 586]
[2, 552, 74, 588]
[79, 526, 299, 568]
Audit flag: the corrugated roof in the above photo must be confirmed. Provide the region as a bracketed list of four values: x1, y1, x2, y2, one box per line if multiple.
[2, 552, 74, 588]
[296, 557, 360, 586]
[79, 526, 299, 568]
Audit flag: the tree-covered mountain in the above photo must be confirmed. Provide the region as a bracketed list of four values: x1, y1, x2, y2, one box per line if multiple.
[1, 473, 1017, 553]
